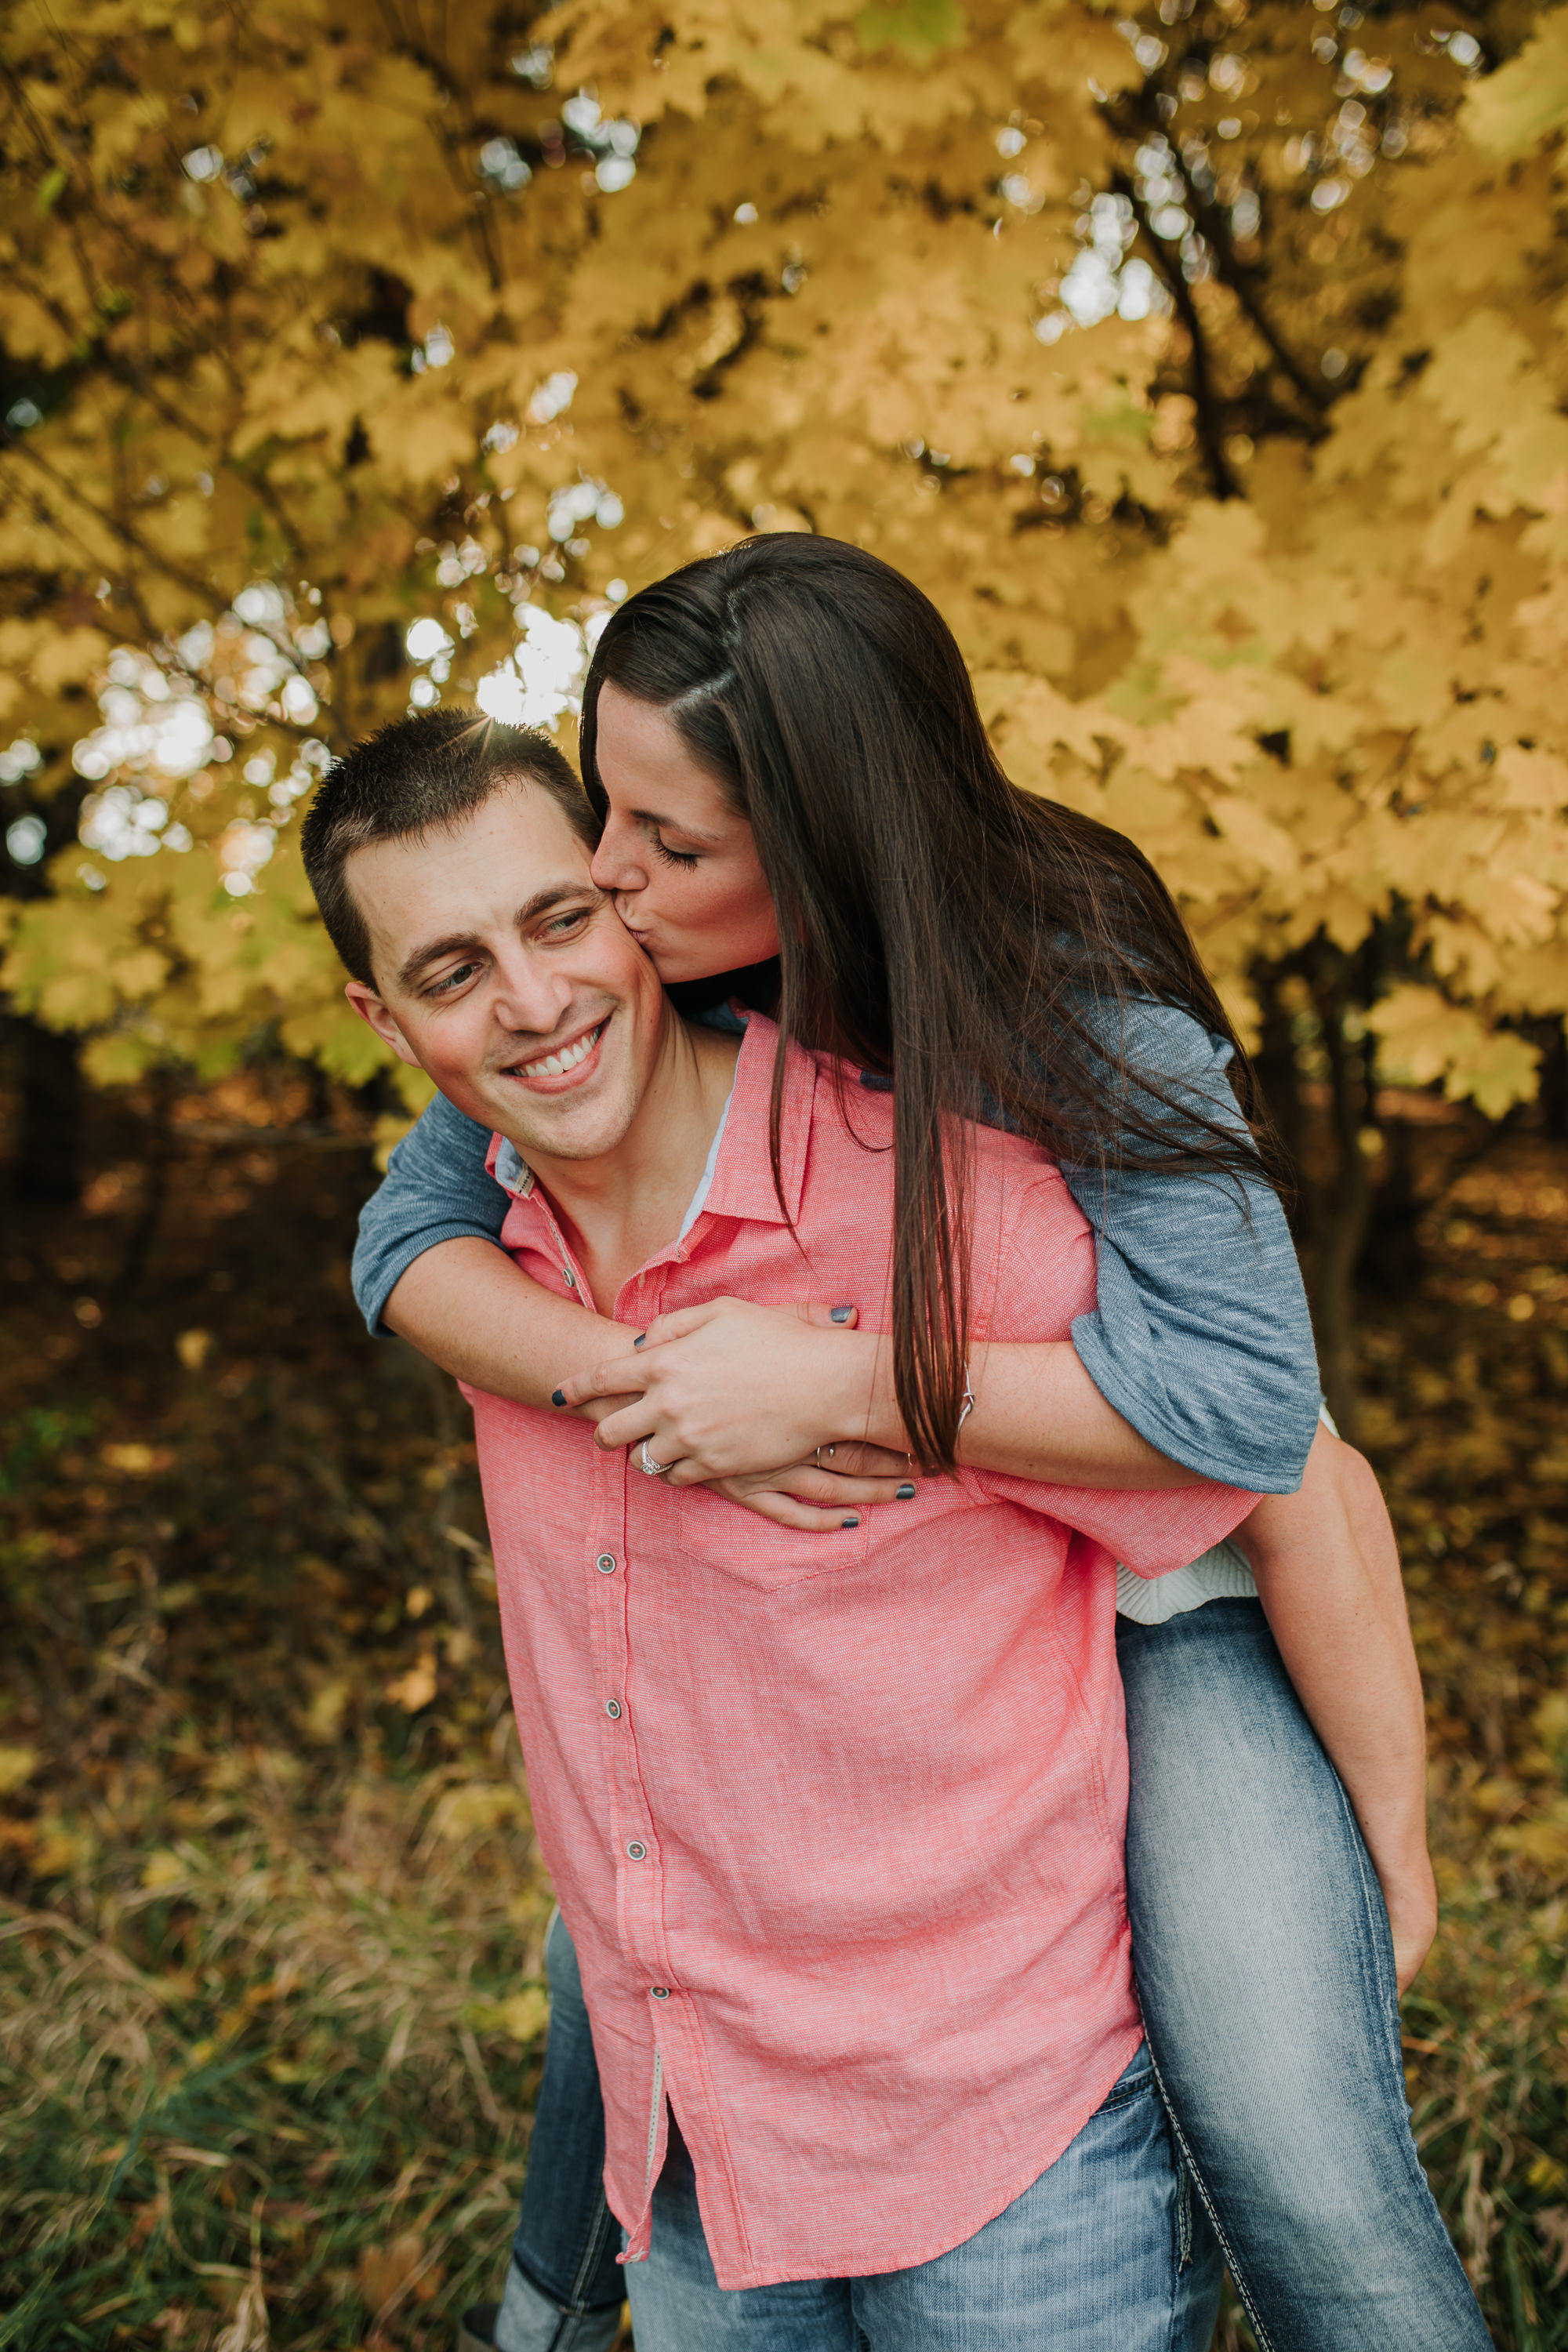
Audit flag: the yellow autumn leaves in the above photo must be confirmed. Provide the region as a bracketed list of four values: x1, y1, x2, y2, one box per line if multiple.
[0, 0, 1565, 1113]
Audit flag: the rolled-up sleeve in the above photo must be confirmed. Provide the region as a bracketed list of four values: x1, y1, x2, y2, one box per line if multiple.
[1062, 999, 1322, 1494]
[351, 1091, 508, 1337]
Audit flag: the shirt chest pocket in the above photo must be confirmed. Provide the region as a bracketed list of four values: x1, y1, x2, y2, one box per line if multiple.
[676, 1479, 872, 1591]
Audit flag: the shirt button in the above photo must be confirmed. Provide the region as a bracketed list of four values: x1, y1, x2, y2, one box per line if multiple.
[606, 1700, 622, 1719]
[626, 1840, 647, 1860]
[651, 1986, 670, 2000]
[596, 1554, 617, 1573]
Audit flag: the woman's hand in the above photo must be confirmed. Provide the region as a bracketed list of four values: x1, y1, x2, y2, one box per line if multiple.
[554, 1297, 888, 1482]
[699, 1442, 919, 1530]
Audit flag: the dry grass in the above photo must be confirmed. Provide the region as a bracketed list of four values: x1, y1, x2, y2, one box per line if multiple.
[0, 1095, 566, 2348]
[0, 1078, 1565, 2347]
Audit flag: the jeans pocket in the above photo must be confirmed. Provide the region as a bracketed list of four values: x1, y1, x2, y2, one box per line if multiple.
[1096, 2039, 1157, 2113]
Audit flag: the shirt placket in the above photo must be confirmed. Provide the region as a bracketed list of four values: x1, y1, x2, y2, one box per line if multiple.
[528, 1203, 686, 2039]
[608, 1253, 681, 2008]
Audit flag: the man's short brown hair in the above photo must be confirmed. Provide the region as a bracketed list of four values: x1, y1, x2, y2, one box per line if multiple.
[299, 709, 597, 985]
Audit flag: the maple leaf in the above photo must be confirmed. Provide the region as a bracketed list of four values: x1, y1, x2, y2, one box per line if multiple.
[0, 0, 1563, 1381]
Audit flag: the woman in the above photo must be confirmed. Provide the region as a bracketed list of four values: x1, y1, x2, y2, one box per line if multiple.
[355, 538, 1487, 2352]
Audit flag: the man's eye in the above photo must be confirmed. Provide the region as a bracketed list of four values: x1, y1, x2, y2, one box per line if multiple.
[429, 962, 480, 994]
[544, 908, 593, 937]
[650, 832, 699, 872]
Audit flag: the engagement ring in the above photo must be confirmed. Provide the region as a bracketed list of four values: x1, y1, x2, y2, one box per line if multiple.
[639, 1440, 672, 1477]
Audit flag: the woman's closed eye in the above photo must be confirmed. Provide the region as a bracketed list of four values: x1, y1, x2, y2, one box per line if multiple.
[648, 829, 699, 871]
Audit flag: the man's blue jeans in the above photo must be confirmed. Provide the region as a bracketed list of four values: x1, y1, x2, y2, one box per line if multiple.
[502, 1600, 1490, 2351]
[625, 2046, 1219, 2352]
[495, 1909, 624, 2352]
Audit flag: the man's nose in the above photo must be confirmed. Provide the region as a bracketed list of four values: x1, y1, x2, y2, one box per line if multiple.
[489, 947, 570, 1034]
[590, 810, 646, 896]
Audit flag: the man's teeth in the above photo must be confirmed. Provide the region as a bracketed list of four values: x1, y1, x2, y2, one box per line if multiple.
[522, 1025, 601, 1080]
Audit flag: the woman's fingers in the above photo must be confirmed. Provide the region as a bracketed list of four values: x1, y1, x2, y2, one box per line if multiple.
[590, 1399, 659, 1454]
[706, 1481, 872, 1532]
[635, 1297, 858, 1352]
[572, 1390, 644, 1428]
[558, 1351, 649, 1406]
[554, 1295, 880, 1479]
[808, 1440, 912, 1479]
[630, 1298, 742, 1352]
[780, 1471, 913, 1506]
[561, 1298, 862, 1405]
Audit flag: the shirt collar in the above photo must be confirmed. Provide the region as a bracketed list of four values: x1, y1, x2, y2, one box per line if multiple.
[490, 1133, 532, 1196]
[481, 1011, 815, 1231]
[697, 1011, 812, 1229]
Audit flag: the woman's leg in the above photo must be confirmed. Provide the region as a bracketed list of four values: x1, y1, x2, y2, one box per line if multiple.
[493, 1907, 625, 2352]
[1118, 1599, 1490, 2352]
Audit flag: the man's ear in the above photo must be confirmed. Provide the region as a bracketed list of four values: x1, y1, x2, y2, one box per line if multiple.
[345, 979, 423, 1069]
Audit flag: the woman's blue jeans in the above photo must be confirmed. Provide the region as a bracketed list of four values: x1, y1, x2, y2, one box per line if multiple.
[1117, 1599, 1489, 2350]
[502, 1599, 1490, 2351]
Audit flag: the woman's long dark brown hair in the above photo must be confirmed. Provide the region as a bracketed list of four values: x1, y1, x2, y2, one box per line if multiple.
[580, 534, 1279, 1471]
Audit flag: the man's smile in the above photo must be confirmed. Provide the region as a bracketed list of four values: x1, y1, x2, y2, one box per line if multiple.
[501, 1016, 608, 1093]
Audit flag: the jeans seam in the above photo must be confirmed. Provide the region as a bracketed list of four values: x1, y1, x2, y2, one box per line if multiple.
[512, 2231, 623, 2326]
[565, 2194, 620, 2311]
[1328, 1766, 1452, 2221]
[1142, 2031, 1278, 2352]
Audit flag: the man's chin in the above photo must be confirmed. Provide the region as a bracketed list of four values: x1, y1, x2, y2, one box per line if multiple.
[485, 1073, 638, 1167]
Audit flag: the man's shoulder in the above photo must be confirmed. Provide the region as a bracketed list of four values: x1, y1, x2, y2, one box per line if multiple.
[793, 1047, 1076, 1207]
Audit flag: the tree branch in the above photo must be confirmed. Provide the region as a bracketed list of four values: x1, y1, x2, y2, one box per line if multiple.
[1115, 172, 1240, 502]
[1104, 80, 1329, 426]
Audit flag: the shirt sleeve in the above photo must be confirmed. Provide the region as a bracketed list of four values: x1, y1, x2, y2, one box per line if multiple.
[1062, 997, 1323, 1494]
[351, 1090, 509, 1338]
[972, 1159, 1257, 1571]
[973, 1464, 1256, 1576]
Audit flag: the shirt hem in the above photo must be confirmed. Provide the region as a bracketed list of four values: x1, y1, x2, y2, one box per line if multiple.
[615, 2020, 1149, 2292]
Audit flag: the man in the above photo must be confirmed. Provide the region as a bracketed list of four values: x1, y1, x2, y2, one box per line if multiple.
[301, 712, 1257, 2350]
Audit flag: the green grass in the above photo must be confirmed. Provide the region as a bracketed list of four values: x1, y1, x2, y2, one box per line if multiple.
[1, 1093, 1566, 2347]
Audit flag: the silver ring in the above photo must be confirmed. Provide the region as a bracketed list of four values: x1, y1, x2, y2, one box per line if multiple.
[815, 1443, 835, 1472]
[639, 1439, 671, 1478]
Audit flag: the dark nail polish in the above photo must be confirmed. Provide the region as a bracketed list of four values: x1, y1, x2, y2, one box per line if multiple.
[633, 1333, 646, 1349]
[830, 1305, 854, 1324]
[896, 1483, 916, 1501]
[550, 1388, 566, 1408]
[841, 1515, 860, 1529]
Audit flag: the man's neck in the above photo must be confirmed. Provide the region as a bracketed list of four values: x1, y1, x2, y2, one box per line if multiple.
[517, 1012, 741, 1308]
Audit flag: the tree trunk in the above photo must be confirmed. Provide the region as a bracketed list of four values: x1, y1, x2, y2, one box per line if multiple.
[1356, 1116, 1424, 1301]
[1310, 992, 1374, 1439]
[1252, 963, 1309, 1240]
[1536, 1015, 1568, 1142]
[114, 1069, 176, 1298]
[14, 1018, 82, 1207]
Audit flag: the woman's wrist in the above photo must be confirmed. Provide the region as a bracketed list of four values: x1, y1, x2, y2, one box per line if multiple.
[837, 1328, 906, 1452]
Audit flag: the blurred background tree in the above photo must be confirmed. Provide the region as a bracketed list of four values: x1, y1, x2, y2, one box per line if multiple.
[5, 9, 1568, 2344]
[2, 0, 1566, 1393]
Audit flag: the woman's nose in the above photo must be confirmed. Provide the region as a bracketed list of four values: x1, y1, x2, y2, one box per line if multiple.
[591, 812, 645, 896]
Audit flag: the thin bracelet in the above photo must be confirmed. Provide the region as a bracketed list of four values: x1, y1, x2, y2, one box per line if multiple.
[957, 1366, 975, 1429]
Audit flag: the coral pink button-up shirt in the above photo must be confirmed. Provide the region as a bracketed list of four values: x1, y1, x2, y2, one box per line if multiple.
[470, 1015, 1254, 2288]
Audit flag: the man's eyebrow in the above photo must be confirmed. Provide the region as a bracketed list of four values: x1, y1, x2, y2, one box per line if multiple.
[398, 931, 481, 991]
[631, 804, 726, 847]
[397, 883, 602, 991]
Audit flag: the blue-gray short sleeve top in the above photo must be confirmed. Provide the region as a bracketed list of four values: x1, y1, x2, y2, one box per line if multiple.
[350, 998, 1322, 1493]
